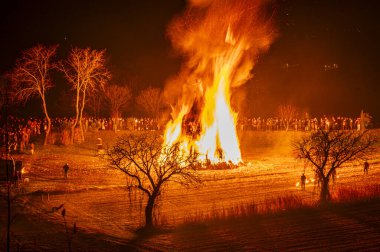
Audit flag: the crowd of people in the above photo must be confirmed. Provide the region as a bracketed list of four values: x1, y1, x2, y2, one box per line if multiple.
[0, 116, 42, 154]
[0, 116, 162, 153]
[0, 113, 372, 154]
[83, 117, 162, 132]
[237, 116, 368, 132]
[49, 117, 162, 132]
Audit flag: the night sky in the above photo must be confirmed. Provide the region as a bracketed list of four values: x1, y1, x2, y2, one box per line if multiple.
[1, 0, 380, 124]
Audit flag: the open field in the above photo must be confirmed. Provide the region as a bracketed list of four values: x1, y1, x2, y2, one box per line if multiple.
[1, 130, 380, 251]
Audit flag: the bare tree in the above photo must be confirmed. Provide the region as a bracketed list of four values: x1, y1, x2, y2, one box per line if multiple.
[59, 47, 111, 142]
[136, 87, 163, 118]
[104, 84, 132, 119]
[277, 104, 299, 131]
[107, 132, 200, 229]
[84, 89, 103, 117]
[8, 45, 58, 145]
[294, 129, 376, 203]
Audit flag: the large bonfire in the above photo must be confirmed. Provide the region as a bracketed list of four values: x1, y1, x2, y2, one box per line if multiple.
[163, 0, 276, 165]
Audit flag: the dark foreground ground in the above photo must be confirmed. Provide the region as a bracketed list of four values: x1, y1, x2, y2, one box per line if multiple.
[3, 199, 380, 251]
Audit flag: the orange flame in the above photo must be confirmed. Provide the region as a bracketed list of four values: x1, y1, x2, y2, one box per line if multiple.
[163, 0, 276, 165]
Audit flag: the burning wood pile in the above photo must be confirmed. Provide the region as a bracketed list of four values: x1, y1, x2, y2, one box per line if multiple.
[163, 0, 276, 168]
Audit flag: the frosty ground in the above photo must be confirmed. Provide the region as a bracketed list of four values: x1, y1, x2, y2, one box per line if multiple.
[1, 130, 380, 251]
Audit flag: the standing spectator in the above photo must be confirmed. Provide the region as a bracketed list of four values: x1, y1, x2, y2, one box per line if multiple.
[364, 161, 369, 175]
[30, 143, 35, 155]
[300, 173, 306, 190]
[63, 163, 69, 179]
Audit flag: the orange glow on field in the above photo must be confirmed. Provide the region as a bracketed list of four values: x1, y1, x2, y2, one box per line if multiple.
[163, 0, 275, 165]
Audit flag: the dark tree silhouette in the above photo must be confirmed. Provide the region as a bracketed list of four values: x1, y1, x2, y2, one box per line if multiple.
[104, 84, 132, 119]
[277, 104, 299, 131]
[294, 129, 376, 203]
[136, 87, 163, 119]
[107, 132, 200, 229]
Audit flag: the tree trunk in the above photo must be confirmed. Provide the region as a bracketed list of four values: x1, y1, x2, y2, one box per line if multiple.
[71, 89, 81, 144]
[320, 179, 330, 204]
[78, 117, 84, 142]
[44, 116, 51, 145]
[145, 195, 155, 229]
[78, 89, 86, 142]
[41, 96, 51, 145]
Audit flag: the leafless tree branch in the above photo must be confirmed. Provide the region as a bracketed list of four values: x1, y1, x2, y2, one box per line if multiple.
[7, 44, 58, 145]
[294, 129, 377, 203]
[107, 132, 201, 228]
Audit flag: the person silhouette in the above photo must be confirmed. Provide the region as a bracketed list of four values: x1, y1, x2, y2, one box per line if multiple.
[364, 161, 369, 175]
[301, 173, 306, 190]
[63, 163, 69, 179]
